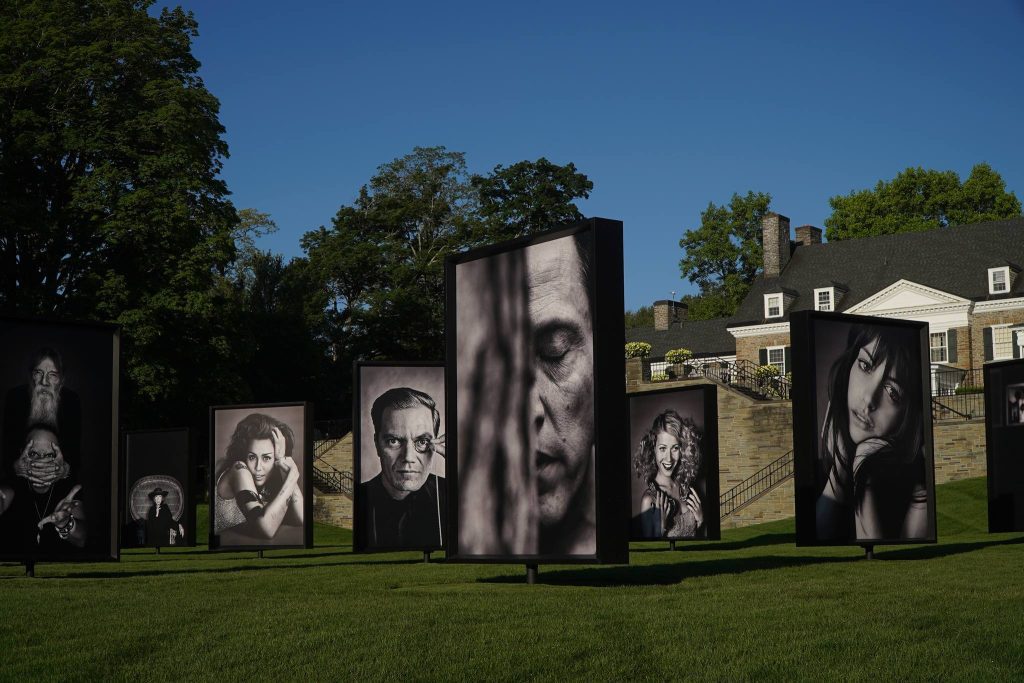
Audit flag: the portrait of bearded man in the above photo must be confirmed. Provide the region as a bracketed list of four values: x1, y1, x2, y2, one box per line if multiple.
[2, 347, 82, 477]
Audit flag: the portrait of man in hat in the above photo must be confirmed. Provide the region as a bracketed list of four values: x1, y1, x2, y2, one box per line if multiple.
[145, 486, 184, 547]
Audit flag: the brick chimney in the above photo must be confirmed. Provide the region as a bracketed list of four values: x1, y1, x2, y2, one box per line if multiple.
[794, 225, 822, 246]
[762, 213, 792, 278]
[653, 300, 687, 331]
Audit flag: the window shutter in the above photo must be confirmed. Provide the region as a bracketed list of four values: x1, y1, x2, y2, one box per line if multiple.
[784, 346, 792, 374]
[947, 329, 957, 363]
[984, 327, 993, 361]
[1015, 331, 1022, 359]
[759, 348, 768, 366]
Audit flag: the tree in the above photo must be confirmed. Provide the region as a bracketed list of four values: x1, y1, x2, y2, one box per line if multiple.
[825, 163, 1022, 241]
[303, 146, 478, 366]
[0, 1, 241, 428]
[678, 192, 772, 319]
[471, 158, 593, 242]
[624, 305, 653, 329]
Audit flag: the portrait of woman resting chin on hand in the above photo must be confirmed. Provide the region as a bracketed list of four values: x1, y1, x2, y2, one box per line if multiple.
[214, 413, 304, 545]
[816, 325, 929, 542]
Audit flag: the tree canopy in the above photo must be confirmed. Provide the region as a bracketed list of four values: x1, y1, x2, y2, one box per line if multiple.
[0, 0, 242, 427]
[677, 191, 772, 319]
[825, 163, 1022, 241]
[472, 157, 593, 243]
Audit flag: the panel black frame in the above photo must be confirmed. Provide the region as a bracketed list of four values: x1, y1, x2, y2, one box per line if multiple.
[791, 310, 937, 546]
[627, 383, 720, 542]
[208, 401, 313, 551]
[352, 360, 446, 553]
[0, 313, 120, 563]
[444, 218, 629, 564]
[122, 427, 194, 548]
[983, 358, 1024, 532]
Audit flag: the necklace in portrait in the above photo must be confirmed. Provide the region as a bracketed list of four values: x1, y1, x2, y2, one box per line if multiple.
[33, 487, 56, 545]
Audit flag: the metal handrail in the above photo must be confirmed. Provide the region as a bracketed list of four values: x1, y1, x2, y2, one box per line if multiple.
[720, 450, 794, 518]
[312, 465, 353, 497]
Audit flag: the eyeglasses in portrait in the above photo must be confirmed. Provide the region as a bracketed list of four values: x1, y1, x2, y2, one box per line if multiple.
[0, 316, 119, 562]
[791, 311, 936, 546]
[629, 385, 719, 541]
[445, 219, 629, 563]
[124, 428, 192, 548]
[353, 362, 446, 552]
[209, 403, 312, 550]
[983, 360, 1024, 532]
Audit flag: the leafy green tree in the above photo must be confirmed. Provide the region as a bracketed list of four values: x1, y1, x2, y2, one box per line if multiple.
[0, 1, 241, 428]
[471, 158, 593, 242]
[825, 163, 1022, 240]
[624, 305, 654, 329]
[303, 146, 478, 365]
[678, 192, 772, 319]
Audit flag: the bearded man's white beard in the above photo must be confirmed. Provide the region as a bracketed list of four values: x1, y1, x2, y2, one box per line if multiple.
[28, 388, 59, 428]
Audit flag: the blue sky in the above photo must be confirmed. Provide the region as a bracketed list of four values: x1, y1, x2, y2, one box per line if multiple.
[158, 0, 1024, 311]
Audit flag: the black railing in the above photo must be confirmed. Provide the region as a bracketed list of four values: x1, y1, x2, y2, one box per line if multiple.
[643, 355, 792, 400]
[720, 450, 794, 518]
[314, 437, 342, 460]
[312, 465, 353, 496]
[931, 367, 984, 421]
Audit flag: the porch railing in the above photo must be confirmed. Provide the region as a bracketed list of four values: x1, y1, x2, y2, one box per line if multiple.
[644, 355, 792, 400]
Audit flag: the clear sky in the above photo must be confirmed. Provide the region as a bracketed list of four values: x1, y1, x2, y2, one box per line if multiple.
[157, 0, 1024, 312]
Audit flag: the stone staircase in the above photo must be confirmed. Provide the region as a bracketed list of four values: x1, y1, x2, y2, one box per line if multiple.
[313, 433, 353, 529]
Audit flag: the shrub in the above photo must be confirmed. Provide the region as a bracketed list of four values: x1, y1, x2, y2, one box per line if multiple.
[625, 342, 652, 359]
[665, 348, 693, 365]
[954, 384, 984, 395]
[755, 364, 780, 379]
[651, 372, 668, 381]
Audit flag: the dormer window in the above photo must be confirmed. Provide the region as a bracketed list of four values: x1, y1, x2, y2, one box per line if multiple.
[989, 267, 1011, 295]
[814, 287, 834, 312]
[764, 294, 783, 318]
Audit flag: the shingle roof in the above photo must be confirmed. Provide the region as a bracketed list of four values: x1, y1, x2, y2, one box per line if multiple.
[625, 317, 736, 358]
[731, 217, 1024, 326]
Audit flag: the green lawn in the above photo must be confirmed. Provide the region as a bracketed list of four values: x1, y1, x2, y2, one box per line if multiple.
[2, 477, 1023, 681]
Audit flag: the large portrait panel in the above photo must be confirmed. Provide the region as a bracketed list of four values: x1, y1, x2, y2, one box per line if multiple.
[445, 219, 629, 563]
[209, 402, 312, 550]
[791, 311, 936, 546]
[124, 428, 193, 548]
[0, 316, 119, 562]
[629, 385, 720, 541]
[353, 362, 445, 552]
[983, 359, 1024, 532]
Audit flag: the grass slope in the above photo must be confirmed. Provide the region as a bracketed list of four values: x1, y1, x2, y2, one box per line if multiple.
[2, 477, 1023, 681]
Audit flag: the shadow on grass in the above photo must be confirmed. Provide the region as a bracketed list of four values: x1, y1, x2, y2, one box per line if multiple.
[629, 532, 795, 553]
[481, 535, 1024, 587]
[31, 556, 431, 580]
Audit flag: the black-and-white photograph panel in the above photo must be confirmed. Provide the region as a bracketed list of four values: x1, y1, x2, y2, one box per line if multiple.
[353, 362, 445, 552]
[1005, 382, 1024, 426]
[629, 385, 720, 541]
[124, 428, 192, 548]
[446, 218, 629, 563]
[984, 360, 1024, 532]
[209, 403, 312, 550]
[0, 316, 119, 562]
[791, 311, 936, 546]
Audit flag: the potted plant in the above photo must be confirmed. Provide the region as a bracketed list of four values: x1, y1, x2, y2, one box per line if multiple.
[665, 348, 694, 376]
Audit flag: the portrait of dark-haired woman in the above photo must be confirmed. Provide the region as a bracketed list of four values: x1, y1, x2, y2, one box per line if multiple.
[816, 324, 928, 540]
[632, 409, 704, 538]
[214, 413, 303, 543]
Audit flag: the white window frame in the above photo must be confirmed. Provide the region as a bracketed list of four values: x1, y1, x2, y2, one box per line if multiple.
[929, 331, 948, 364]
[766, 345, 787, 374]
[814, 287, 834, 312]
[992, 324, 1016, 360]
[989, 266, 1011, 294]
[764, 293, 783, 318]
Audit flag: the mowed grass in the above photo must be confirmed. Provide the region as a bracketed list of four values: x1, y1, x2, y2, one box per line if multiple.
[2, 477, 1023, 681]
